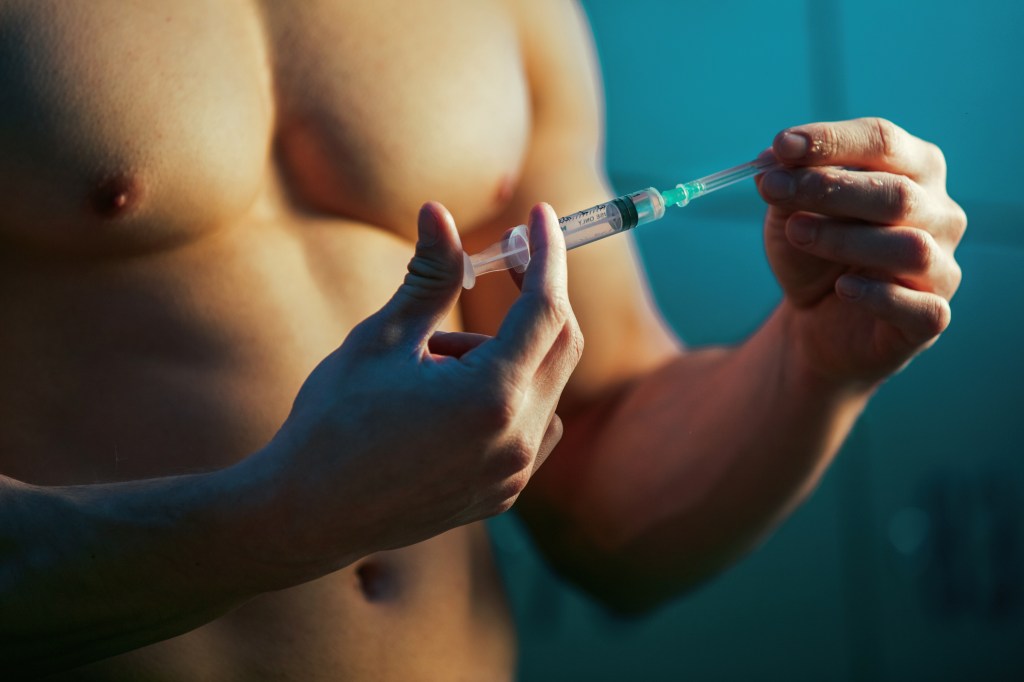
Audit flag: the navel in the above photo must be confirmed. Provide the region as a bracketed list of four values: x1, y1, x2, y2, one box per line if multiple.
[355, 560, 399, 602]
[89, 173, 143, 219]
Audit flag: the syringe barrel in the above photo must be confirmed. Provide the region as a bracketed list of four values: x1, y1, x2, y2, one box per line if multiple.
[559, 188, 665, 250]
[628, 187, 667, 226]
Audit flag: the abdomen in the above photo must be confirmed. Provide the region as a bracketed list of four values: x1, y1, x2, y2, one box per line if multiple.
[62, 525, 516, 681]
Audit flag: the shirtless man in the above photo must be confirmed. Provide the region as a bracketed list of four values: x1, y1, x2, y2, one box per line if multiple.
[0, 0, 965, 678]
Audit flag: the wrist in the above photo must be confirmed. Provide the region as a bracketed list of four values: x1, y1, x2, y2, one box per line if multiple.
[213, 438, 367, 593]
[205, 448, 309, 593]
[770, 300, 881, 405]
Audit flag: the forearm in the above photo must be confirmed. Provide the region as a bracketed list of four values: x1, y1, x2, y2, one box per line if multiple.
[0, 465, 274, 673]
[520, 302, 874, 609]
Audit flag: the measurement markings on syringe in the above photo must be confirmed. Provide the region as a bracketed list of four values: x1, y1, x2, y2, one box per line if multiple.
[559, 204, 620, 232]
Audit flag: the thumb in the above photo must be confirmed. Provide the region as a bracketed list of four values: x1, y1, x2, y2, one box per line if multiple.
[376, 202, 465, 348]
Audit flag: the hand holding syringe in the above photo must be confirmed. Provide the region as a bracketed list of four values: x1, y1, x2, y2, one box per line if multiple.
[462, 155, 780, 288]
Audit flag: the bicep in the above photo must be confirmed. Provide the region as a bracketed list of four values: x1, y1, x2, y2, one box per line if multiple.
[460, 0, 680, 412]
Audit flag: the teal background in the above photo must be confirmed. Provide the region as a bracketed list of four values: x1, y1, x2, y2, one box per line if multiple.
[492, 1, 1024, 679]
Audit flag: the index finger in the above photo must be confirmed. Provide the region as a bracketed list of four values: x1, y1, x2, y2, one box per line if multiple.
[472, 203, 573, 379]
[773, 117, 947, 184]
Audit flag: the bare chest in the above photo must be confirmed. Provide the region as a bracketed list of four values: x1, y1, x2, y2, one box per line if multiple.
[264, 0, 531, 235]
[0, 0, 529, 254]
[0, 2, 528, 675]
[0, 0, 535, 482]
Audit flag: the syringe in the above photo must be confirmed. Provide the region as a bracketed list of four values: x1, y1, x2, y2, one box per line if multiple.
[462, 155, 779, 288]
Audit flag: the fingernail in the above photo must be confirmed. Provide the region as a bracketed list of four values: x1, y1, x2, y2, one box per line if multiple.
[418, 203, 439, 247]
[837, 275, 866, 300]
[778, 132, 810, 160]
[788, 218, 816, 246]
[763, 170, 795, 201]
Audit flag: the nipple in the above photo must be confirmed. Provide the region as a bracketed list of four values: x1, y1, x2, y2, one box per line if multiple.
[493, 174, 515, 207]
[89, 174, 143, 218]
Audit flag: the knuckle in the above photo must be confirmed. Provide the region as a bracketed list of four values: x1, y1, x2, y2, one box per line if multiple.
[871, 117, 905, 160]
[950, 201, 968, 235]
[898, 230, 936, 273]
[921, 297, 952, 338]
[482, 437, 534, 484]
[888, 175, 918, 221]
[489, 440, 532, 477]
[504, 439, 535, 477]
[927, 141, 947, 176]
[947, 259, 963, 293]
[491, 471, 531, 514]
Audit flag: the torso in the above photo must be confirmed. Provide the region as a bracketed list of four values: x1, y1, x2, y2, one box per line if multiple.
[0, 0, 530, 677]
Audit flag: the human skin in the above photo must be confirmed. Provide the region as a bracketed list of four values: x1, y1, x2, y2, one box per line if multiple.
[0, 0, 964, 678]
